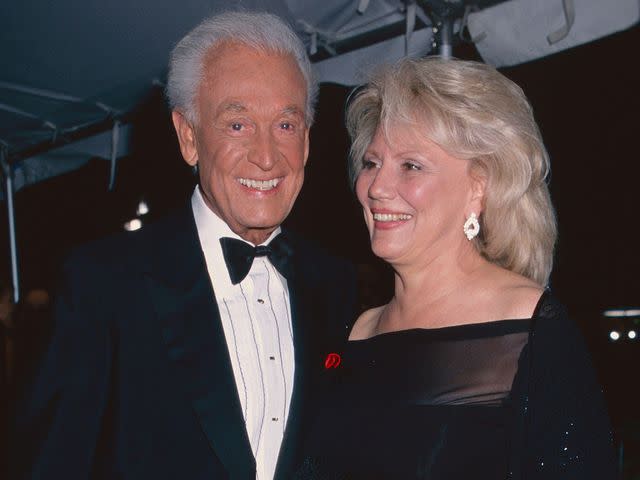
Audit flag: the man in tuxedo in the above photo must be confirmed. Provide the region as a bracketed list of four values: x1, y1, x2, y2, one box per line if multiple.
[11, 12, 357, 479]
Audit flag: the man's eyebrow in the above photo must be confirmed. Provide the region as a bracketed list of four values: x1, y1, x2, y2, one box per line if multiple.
[215, 102, 304, 117]
[219, 102, 247, 113]
[281, 105, 304, 116]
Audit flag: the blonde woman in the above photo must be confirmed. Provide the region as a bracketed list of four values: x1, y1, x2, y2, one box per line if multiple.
[299, 57, 616, 479]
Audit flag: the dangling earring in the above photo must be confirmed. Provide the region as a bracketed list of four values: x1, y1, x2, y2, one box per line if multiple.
[463, 212, 480, 240]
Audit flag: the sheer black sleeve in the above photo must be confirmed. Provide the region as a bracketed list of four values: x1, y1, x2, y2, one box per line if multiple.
[508, 294, 617, 479]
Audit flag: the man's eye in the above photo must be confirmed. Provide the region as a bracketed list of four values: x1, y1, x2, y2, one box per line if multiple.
[230, 123, 243, 131]
[403, 162, 421, 171]
[280, 121, 294, 131]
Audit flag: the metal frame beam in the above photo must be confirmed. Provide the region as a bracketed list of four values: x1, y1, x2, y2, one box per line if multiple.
[1, 145, 19, 304]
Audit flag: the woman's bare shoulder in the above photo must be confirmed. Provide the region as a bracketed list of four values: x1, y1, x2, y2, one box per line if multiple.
[484, 268, 544, 320]
[349, 305, 386, 340]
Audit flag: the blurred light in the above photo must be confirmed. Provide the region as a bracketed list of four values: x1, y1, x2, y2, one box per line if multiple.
[603, 309, 640, 317]
[136, 200, 149, 216]
[628, 330, 637, 340]
[124, 219, 142, 231]
[609, 330, 620, 341]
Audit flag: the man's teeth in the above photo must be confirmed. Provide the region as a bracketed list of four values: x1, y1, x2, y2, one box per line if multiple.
[238, 178, 280, 190]
[373, 213, 412, 222]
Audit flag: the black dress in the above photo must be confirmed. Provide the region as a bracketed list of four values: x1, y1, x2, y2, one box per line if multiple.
[296, 292, 617, 479]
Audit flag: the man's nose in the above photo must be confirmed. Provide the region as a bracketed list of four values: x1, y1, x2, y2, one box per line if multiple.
[248, 128, 278, 170]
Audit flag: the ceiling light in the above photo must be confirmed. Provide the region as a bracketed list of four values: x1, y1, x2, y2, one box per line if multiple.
[124, 218, 142, 231]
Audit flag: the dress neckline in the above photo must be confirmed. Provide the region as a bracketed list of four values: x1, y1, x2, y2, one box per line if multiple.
[349, 290, 548, 344]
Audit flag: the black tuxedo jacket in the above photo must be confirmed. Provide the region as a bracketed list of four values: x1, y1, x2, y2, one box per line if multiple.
[11, 206, 357, 479]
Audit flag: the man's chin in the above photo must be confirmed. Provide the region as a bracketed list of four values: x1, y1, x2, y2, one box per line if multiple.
[231, 218, 287, 243]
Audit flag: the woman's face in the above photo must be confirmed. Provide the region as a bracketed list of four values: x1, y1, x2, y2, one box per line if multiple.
[355, 124, 483, 266]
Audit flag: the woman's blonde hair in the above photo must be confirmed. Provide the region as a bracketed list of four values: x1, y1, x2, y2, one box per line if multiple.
[346, 57, 557, 285]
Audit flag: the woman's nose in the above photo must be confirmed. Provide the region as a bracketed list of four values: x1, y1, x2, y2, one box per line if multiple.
[367, 165, 395, 200]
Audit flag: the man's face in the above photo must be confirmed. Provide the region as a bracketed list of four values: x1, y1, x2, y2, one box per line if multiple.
[172, 42, 309, 244]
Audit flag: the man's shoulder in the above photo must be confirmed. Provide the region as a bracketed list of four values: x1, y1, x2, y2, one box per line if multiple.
[65, 206, 195, 274]
[282, 229, 357, 304]
[284, 229, 354, 272]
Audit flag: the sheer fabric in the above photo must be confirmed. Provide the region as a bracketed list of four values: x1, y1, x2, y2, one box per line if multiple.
[342, 320, 529, 407]
[297, 292, 616, 479]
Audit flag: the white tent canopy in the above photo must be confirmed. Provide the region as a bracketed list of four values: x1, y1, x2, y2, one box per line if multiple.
[1, 0, 638, 300]
[1, 0, 637, 191]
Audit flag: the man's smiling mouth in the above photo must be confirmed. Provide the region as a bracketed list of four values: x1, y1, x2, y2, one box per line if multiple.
[237, 177, 282, 191]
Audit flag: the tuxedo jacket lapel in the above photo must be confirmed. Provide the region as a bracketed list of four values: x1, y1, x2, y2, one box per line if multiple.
[274, 253, 306, 479]
[144, 207, 255, 479]
[273, 231, 357, 479]
[274, 234, 327, 480]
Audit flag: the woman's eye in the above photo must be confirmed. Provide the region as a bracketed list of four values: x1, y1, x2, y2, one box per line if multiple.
[362, 159, 378, 170]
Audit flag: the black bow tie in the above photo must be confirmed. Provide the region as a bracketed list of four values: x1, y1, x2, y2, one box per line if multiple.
[220, 233, 293, 285]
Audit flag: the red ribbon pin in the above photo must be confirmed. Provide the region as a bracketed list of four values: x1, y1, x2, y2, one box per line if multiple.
[324, 352, 341, 369]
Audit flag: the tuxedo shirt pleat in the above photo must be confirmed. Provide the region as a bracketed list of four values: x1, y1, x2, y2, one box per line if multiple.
[191, 187, 294, 480]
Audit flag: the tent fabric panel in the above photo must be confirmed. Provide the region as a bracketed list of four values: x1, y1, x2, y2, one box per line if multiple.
[468, 0, 640, 67]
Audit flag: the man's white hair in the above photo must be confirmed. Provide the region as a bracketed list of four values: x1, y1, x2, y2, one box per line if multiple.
[166, 11, 317, 126]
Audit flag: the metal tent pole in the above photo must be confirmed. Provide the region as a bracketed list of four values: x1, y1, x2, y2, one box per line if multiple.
[1, 146, 19, 304]
[437, 16, 453, 59]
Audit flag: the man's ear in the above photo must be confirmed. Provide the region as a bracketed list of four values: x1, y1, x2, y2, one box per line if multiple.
[302, 127, 310, 166]
[171, 110, 198, 166]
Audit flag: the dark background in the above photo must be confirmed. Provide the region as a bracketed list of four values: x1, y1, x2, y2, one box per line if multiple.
[2, 25, 639, 477]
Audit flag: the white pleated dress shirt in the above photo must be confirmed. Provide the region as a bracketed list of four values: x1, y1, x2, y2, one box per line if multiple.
[191, 187, 295, 480]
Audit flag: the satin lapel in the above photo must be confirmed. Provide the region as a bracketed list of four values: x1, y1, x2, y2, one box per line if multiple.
[274, 242, 318, 479]
[144, 208, 255, 479]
